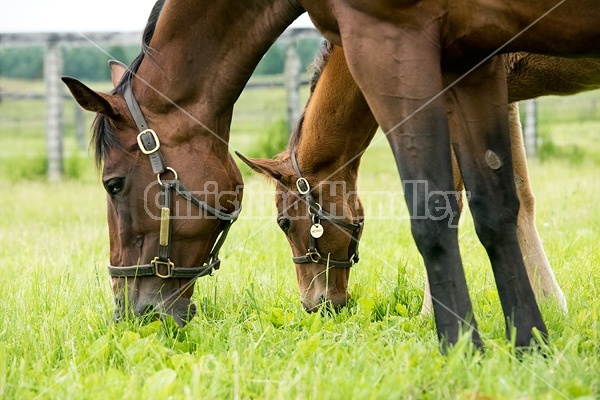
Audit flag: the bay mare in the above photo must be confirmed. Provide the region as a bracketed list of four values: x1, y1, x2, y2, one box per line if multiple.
[63, 0, 600, 348]
[242, 43, 600, 317]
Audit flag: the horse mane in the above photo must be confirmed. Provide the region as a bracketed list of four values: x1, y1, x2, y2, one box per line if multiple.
[91, 0, 166, 167]
[284, 40, 334, 154]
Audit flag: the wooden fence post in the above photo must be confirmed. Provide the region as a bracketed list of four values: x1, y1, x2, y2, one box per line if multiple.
[44, 36, 64, 181]
[74, 103, 87, 151]
[284, 39, 302, 135]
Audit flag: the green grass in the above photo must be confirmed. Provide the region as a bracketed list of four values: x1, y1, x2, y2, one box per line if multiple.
[0, 80, 599, 399]
[535, 91, 600, 164]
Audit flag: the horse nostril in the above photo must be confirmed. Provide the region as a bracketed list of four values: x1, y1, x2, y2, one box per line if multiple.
[134, 302, 156, 318]
[319, 297, 337, 316]
[143, 304, 155, 315]
[139, 303, 162, 323]
[302, 300, 319, 313]
[301, 295, 333, 314]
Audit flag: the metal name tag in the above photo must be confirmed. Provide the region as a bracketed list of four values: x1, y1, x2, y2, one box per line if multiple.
[310, 223, 324, 238]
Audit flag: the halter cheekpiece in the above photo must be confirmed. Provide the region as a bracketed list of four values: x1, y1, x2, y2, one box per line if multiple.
[106, 82, 241, 280]
[290, 152, 363, 268]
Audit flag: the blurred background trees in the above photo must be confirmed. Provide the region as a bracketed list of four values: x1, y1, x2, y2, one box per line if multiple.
[0, 38, 322, 81]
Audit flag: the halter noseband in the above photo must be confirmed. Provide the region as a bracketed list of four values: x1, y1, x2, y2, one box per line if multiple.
[106, 82, 241, 280]
[290, 152, 363, 268]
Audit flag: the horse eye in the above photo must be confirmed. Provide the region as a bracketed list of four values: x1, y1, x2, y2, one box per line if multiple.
[103, 177, 126, 196]
[277, 218, 291, 233]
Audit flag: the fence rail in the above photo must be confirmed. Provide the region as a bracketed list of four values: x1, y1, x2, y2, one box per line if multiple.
[0, 28, 321, 181]
[3, 29, 597, 181]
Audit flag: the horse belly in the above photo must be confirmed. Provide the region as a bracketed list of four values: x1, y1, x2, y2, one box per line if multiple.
[445, 1, 600, 58]
[301, 1, 342, 45]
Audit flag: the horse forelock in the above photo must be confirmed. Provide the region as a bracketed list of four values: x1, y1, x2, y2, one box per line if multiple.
[91, 0, 166, 167]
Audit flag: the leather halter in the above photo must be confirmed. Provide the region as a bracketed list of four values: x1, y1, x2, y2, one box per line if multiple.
[290, 152, 363, 268]
[106, 82, 241, 280]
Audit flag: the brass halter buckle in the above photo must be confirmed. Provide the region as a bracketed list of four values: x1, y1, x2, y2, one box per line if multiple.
[152, 258, 174, 278]
[137, 129, 161, 154]
[349, 254, 357, 266]
[307, 249, 321, 263]
[296, 177, 310, 194]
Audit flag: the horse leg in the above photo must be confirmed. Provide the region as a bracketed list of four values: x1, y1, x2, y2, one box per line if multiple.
[445, 56, 547, 347]
[421, 153, 465, 315]
[337, 16, 481, 348]
[421, 104, 568, 315]
[509, 103, 567, 312]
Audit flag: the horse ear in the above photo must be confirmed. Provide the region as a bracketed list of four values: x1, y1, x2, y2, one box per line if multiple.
[235, 151, 285, 181]
[108, 60, 128, 87]
[61, 76, 120, 120]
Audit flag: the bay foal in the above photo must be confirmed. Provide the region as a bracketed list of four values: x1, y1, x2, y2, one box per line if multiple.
[242, 43, 600, 333]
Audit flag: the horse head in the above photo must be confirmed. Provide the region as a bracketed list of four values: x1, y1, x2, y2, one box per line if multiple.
[238, 151, 364, 312]
[63, 61, 243, 326]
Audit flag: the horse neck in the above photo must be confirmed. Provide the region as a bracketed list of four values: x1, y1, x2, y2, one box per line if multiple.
[296, 46, 378, 185]
[133, 0, 304, 140]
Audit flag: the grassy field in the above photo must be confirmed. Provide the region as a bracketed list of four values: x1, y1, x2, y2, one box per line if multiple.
[0, 79, 599, 399]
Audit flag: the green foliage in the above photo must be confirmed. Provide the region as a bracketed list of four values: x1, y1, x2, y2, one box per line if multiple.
[538, 137, 585, 165]
[239, 39, 322, 76]
[64, 152, 85, 180]
[4, 154, 48, 181]
[0, 39, 322, 83]
[62, 45, 140, 82]
[525, 91, 600, 163]
[0, 153, 93, 182]
[0, 47, 44, 79]
[247, 118, 290, 160]
[1, 79, 600, 397]
[254, 43, 286, 75]
[297, 38, 324, 72]
[0, 156, 599, 398]
[0, 45, 140, 81]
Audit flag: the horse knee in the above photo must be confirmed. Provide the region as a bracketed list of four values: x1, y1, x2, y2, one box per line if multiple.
[410, 218, 458, 260]
[406, 189, 461, 281]
[469, 193, 520, 248]
[514, 174, 536, 217]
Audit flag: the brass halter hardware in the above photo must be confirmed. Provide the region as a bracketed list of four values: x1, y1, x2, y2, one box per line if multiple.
[289, 152, 363, 268]
[106, 81, 241, 280]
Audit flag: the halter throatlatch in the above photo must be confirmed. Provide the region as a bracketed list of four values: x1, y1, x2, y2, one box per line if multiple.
[289, 152, 363, 268]
[106, 82, 241, 280]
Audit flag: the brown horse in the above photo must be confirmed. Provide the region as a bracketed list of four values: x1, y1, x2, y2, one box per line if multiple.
[64, 56, 244, 325]
[241, 44, 600, 332]
[62, 0, 306, 325]
[64, 0, 600, 347]
[295, 0, 600, 348]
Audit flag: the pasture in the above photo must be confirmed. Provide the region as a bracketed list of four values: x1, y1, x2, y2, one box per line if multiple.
[0, 80, 599, 399]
